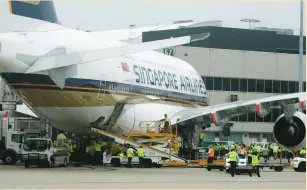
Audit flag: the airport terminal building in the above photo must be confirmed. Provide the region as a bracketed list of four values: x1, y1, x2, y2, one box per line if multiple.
[142, 25, 306, 145]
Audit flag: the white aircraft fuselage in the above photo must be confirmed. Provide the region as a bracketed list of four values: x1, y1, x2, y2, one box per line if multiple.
[0, 16, 208, 135]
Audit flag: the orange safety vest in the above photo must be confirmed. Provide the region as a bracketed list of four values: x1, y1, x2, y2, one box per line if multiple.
[208, 148, 215, 157]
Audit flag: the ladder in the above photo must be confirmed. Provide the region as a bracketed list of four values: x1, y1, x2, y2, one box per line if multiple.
[90, 127, 188, 164]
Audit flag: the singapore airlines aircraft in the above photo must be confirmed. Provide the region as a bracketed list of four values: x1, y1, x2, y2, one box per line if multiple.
[0, 0, 306, 151]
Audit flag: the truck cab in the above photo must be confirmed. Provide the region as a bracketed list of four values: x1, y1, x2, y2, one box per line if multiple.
[22, 138, 69, 168]
[0, 130, 28, 165]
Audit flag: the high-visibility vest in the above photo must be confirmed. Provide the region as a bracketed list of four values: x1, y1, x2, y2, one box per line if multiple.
[252, 155, 259, 166]
[165, 117, 169, 122]
[137, 148, 144, 157]
[119, 152, 125, 158]
[262, 148, 268, 155]
[273, 146, 278, 153]
[248, 148, 253, 156]
[300, 149, 306, 155]
[229, 151, 237, 161]
[95, 143, 102, 152]
[86, 146, 90, 153]
[200, 133, 204, 140]
[256, 146, 261, 152]
[127, 148, 133, 158]
[208, 148, 214, 157]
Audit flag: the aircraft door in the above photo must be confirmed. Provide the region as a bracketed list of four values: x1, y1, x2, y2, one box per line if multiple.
[97, 74, 107, 101]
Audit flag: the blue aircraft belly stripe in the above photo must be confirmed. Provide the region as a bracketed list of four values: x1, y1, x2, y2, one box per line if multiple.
[0, 73, 209, 106]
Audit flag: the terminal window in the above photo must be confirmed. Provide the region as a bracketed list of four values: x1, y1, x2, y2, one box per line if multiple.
[201, 76, 304, 94]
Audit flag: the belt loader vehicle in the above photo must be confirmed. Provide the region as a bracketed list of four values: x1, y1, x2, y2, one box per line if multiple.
[21, 138, 69, 168]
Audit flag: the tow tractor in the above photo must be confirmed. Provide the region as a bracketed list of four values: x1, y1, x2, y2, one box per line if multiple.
[21, 138, 69, 168]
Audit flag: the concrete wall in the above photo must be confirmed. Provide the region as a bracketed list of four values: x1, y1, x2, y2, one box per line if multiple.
[173, 46, 306, 81]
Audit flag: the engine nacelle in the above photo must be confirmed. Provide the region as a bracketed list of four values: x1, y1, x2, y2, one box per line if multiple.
[273, 111, 306, 151]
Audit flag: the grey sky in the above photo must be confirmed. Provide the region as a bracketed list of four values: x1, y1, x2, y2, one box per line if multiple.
[53, 0, 306, 34]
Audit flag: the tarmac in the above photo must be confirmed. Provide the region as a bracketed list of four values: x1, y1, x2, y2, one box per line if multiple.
[0, 162, 305, 189]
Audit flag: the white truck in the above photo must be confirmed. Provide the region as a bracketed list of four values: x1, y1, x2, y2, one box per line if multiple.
[0, 130, 40, 165]
[21, 138, 69, 168]
[291, 157, 306, 172]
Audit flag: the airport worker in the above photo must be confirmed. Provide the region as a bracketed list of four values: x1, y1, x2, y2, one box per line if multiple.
[199, 132, 205, 142]
[251, 152, 261, 177]
[300, 148, 306, 158]
[247, 146, 253, 164]
[286, 149, 293, 163]
[213, 143, 219, 159]
[163, 114, 169, 132]
[220, 144, 228, 159]
[262, 145, 269, 162]
[207, 145, 215, 165]
[256, 144, 261, 158]
[89, 141, 96, 165]
[56, 130, 67, 145]
[94, 140, 102, 165]
[273, 145, 278, 159]
[69, 141, 77, 162]
[137, 146, 145, 168]
[85, 143, 91, 164]
[227, 147, 239, 177]
[126, 144, 134, 168]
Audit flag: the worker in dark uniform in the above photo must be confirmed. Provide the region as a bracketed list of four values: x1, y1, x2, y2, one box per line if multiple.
[226, 147, 239, 177]
[251, 152, 261, 177]
[137, 146, 145, 168]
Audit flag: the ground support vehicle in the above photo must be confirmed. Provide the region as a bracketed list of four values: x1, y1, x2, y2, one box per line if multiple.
[21, 138, 69, 168]
[291, 157, 306, 172]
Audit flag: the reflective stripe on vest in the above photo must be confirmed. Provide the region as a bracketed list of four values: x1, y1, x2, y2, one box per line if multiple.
[229, 151, 237, 161]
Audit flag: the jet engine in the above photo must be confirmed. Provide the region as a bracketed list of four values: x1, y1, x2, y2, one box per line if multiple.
[273, 111, 306, 151]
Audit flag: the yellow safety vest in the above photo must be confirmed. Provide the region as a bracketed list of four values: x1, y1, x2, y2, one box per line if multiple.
[165, 117, 169, 122]
[200, 133, 204, 140]
[229, 151, 237, 161]
[273, 147, 278, 153]
[95, 143, 102, 152]
[252, 155, 259, 166]
[86, 146, 90, 153]
[127, 148, 133, 158]
[248, 149, 253, 156]
[300, 150, 306, 155]
[256, 146, 261, 152]
[69, 144, 75, 152]
[137, 148, 144, 157]
[119, 152, 125, 158]
[57, 133, 66, 140]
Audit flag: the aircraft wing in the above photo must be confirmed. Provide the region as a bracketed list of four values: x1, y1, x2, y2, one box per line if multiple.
[169, 92, 306, 126]
[25, 33, 210, 74]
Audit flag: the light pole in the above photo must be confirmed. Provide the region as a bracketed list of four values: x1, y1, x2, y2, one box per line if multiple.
[298, 0, 304, 92]
[240, 18, 260, 29]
